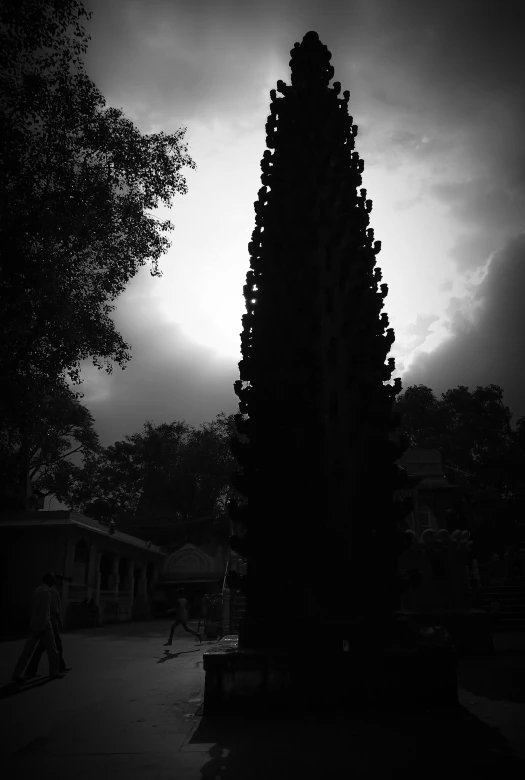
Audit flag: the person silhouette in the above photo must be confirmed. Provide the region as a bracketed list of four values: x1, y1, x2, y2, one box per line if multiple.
[11, 573, 62, 683]
[163, 588, 201, 645]
[24, 572, 72, 677]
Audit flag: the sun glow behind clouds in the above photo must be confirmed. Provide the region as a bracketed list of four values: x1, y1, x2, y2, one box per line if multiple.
[147, 114, 467, 371]
[104, 53, 472, 374]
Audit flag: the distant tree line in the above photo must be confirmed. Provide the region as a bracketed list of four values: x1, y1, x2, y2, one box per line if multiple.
[65, 412, 244, 549]
[394, 383, 525, 499]
[3, 377, 523, 552]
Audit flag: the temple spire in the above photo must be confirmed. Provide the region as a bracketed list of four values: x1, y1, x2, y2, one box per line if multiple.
[289, 31, 335, 92]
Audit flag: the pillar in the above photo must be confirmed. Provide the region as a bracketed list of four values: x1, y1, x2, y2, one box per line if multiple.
[61, 534, 77, 615]
[139, 566, 148, 601]
[111, 555, 120, 600]
[87, 541, 98, 600]
[150, 564, 163, 612]
[129, 563, 135, 609]
[94, 554, 102, 607]
[413, 487, 420, 536]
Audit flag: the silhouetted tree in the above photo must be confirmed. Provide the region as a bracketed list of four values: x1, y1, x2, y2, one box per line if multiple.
[0, 0, 195, 506]
[0, 385, 100, 512]
[395, 383, 525, 499]
[66, 414, 240, 545]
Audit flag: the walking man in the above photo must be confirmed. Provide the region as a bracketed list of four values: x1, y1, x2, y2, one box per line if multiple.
[163, 588, 201, 645]
[11, 573, 63, 683]
[25, 572, 72, 678]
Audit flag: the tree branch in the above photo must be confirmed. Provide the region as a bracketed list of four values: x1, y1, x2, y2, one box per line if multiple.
[59, 444, 84, 460]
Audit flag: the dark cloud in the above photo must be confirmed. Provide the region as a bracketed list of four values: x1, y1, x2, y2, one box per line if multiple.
[84, 0, 525, 255]
[402, 233, 525, 424]
[427, 179, 525, 269]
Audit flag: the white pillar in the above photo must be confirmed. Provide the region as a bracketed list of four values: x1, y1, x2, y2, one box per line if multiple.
[413, 488, 420, 536]
[152, 564, 161, 586]
[139, 567, 148, 600]
[129, 563, 135, 609]
[111, 555, 120, 600]
[94, 555, 102, 607]
[61, 534, 77, 614]
[87, 541, 98, 599]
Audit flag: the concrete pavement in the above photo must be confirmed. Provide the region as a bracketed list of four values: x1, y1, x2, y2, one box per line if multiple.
[1, 621, 524, 779]
[1, 620, 208, 779]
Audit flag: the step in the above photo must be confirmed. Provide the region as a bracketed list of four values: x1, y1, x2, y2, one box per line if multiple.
[492, 615, 525, 624]
[482, 600, 525, 607]
[483, 586, 525, 596]
[482, 586, 525, 593]
[493, 626, 525, 632]
[482, 595, 525, 601]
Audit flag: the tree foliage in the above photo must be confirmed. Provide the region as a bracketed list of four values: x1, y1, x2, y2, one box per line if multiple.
[0, 385, 100, 508]
[1, 0, 195, 388]
[0, 0, 195, 508]
[65, 413, 240, 534]
[394, 383, 525, 499]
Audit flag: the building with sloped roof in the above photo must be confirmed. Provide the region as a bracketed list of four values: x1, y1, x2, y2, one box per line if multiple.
[0, 510, 166, 633]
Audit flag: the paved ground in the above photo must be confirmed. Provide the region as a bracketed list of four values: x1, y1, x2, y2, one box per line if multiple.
[1, 621, 524, 779]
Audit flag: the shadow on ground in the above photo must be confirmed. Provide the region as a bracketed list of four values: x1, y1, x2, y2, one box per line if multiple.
[61, 620, 216, 642]
[191, 706, 525, 779]
[0, 677, 50, 699]
[157, 649, 200, 664]
[62, 620, 173, 641]
[0, 621, 171, 644]
[1, 619, 228, 645]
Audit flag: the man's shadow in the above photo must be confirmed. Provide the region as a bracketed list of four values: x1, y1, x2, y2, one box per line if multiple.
[0, 676, 51, 698]
[156, 648, 200, 664]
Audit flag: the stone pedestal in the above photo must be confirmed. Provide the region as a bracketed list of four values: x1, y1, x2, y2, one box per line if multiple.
[203, 632, 459, 716]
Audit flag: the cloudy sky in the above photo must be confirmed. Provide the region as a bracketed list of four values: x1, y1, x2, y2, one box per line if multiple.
[79, 0, 525, 446]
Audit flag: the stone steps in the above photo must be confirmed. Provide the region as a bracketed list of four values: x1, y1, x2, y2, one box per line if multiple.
[481, 581, 525, 631]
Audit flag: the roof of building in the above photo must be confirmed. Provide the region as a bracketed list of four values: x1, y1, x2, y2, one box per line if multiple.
[397, 448, 456, 491]
[0, 511, 166, 556]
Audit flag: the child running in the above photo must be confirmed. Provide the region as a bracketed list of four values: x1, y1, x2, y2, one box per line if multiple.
[163, 588, 201, 645]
